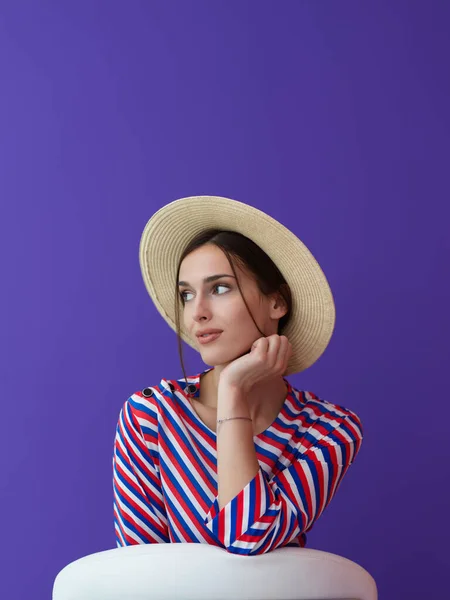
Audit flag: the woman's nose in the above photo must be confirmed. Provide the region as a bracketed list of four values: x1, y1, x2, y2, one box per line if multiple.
[192, 296, 211, 322]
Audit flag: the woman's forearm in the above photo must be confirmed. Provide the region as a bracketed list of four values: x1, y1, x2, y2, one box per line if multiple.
[216, 383, 260, 510]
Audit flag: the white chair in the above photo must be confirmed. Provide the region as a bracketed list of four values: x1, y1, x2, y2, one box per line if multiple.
[53, 543, 377, 600]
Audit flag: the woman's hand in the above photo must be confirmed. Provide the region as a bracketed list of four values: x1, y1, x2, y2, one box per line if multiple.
[218, 334, 293, 395]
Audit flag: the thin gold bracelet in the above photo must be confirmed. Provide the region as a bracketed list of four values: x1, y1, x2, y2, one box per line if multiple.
[216, 416, 253, 425]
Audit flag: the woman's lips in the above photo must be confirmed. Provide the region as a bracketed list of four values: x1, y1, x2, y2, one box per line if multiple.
[197, 332, 222, 345]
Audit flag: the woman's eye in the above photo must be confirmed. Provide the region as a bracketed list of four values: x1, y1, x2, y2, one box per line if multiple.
[214, 284, 229, 294]
[180, 283, 229, 302]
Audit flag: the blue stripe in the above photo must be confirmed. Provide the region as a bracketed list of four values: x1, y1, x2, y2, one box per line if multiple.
[159, 412, 217, 504]
[129, 394, 158, 420]
[113, 486, 161, 543]
[115, 432, 159, 495]
[113, 458, 166, 515]
[158, 448, 217, 544]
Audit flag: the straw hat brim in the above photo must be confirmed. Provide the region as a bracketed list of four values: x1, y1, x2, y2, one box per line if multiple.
[139, 196, 335, 375]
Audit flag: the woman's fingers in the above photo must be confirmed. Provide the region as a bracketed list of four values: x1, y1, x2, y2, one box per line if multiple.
[266, 334, 281, 365]
[253, 334, 291, 375]
[265, 334, 290, 372]
[277, 336, 290, 372]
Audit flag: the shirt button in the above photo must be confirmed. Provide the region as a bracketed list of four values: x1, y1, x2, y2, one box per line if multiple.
[142, 388, 153, 398]
[169, 383, 175, 393]
[184, 384, 197, 395]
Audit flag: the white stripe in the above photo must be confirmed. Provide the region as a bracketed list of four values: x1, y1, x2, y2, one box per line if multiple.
[333, 425, 354, 446]
[323, 443, 343, 499]
[317, 460, 329, 517]
[113, 456, 167, 529]
[114, 503, 138, 544]
[256, 437, 285, 458]
[160, 385, 218, 478]
[115, 428, 165, 508]
[113, 482, 168, 543]
[113, 491, 152, 544]
[171, 389, 219, 461]
[159, 425, 214, 518]
[279, 468, 309, 530]
[160, 398, 217, 499]
[241, 480, 250, 535]
[224, 502, 231, 548]
[158, 445, 211, 544]
[162, 382, 220, 464]
[114, 515, 126, 546]
[344, 414, 363, 441]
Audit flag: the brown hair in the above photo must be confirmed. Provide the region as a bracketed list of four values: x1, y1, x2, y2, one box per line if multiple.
[174, 229, 293, 394]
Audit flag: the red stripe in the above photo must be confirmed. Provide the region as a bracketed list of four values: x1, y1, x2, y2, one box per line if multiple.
[113, 459, 167, 538]
[113, 489, 154, 544]
[117, 414, 161, 494]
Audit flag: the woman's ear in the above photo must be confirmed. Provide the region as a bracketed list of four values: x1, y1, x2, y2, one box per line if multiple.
[270, 292, 288, 319]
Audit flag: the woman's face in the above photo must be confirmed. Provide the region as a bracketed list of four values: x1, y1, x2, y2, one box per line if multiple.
[178, 244, 280, 366]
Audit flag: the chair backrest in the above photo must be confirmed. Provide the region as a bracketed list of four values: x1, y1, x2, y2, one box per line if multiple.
[53, 543, 377, 600]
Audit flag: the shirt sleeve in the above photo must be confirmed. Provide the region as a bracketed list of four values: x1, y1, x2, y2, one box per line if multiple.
[204, 408, 363, 555]
[112, 392, 170, 546]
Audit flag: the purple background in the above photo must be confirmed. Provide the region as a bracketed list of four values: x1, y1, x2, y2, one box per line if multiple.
[1, 1, 449, 599]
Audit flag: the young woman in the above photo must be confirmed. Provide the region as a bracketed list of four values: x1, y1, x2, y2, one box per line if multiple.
[112, 195, 363, 556]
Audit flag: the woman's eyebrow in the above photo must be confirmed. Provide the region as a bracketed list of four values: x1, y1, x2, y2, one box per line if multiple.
[177, 274, 236, 287]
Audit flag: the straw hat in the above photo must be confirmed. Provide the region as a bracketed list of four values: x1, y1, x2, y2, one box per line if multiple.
[139, 195, 335, 375]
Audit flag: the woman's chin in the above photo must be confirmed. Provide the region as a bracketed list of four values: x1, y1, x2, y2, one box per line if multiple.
[198, 345, 252, 364]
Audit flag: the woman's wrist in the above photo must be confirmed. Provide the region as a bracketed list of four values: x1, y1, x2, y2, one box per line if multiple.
[218, 375, 251, 398]
[217, 381, 251, 421]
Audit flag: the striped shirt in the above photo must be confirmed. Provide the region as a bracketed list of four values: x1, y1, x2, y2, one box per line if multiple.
[113, 367, 363, 556]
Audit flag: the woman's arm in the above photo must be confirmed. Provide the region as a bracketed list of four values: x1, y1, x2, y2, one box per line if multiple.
[216, 383, 259, 510]
[205, 408, 363, 555]
[113, 395, 170, 546]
